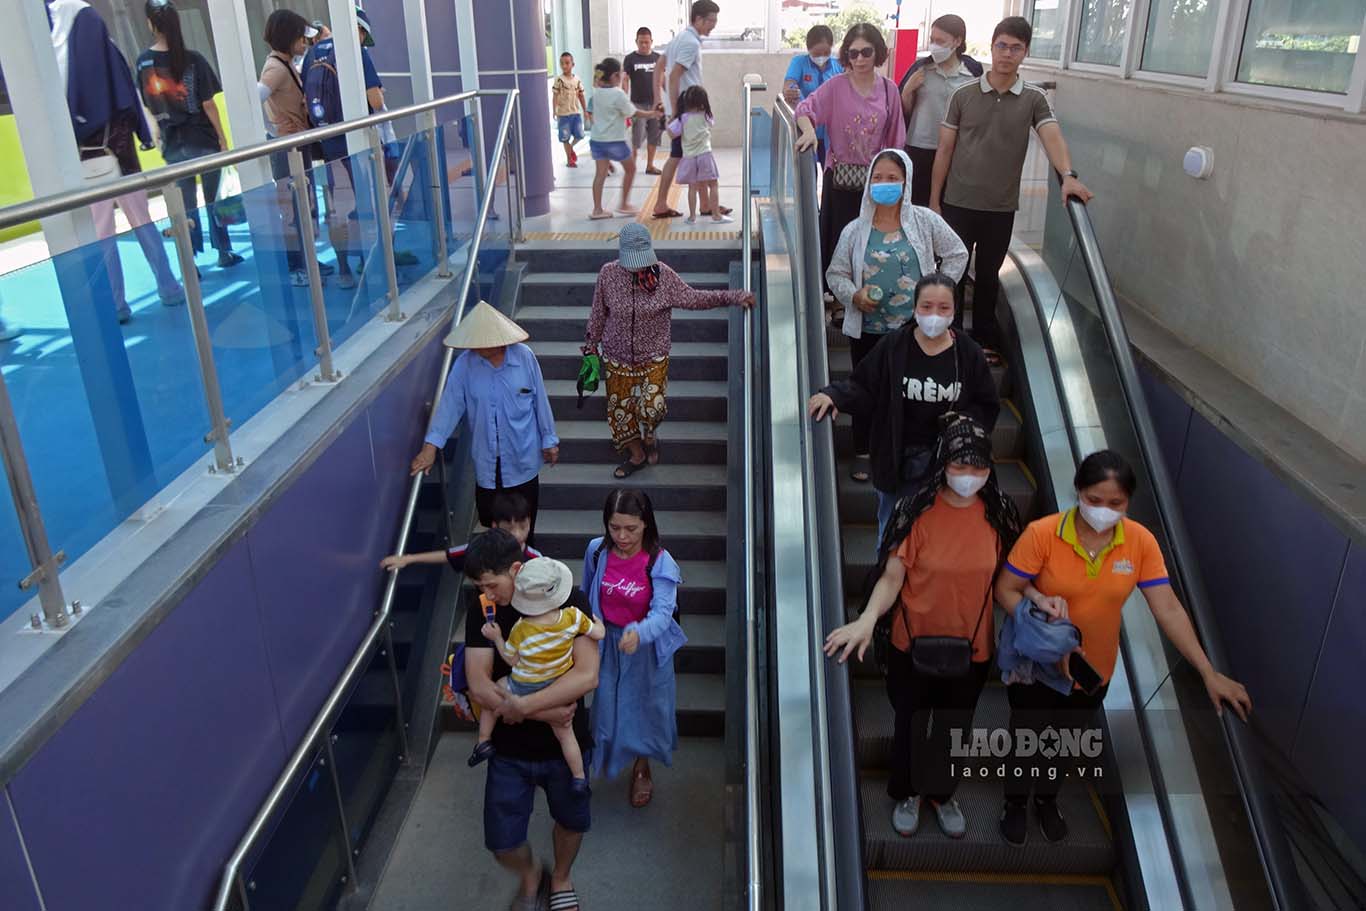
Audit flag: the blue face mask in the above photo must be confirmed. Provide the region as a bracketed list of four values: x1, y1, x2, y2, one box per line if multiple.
[869, 181, 903, 206]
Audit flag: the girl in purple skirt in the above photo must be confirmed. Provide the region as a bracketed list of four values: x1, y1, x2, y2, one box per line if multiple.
[667, 87, 730, 224]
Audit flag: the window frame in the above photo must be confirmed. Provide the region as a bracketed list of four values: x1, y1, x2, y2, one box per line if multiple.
[1022, 0, 1366, 111]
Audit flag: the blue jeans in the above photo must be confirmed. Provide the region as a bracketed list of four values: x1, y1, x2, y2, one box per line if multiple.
[484, 754, 592, 853]
[875, 478, 928, 556]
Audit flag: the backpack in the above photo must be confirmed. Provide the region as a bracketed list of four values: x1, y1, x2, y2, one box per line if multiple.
[304, 40, 343, 130]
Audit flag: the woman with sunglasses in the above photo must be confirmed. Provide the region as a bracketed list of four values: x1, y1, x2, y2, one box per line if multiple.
[794, 24, 905, 322]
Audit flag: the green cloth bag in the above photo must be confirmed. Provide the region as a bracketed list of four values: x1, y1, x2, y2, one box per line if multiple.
[576, 353, 601, 408]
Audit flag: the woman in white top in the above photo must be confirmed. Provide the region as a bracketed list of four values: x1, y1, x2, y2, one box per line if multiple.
[586, 57, 642, 219]
[898, 15, 982, 206]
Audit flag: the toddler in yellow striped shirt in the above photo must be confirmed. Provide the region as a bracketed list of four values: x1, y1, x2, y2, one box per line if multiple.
[476, 557, 605, 789]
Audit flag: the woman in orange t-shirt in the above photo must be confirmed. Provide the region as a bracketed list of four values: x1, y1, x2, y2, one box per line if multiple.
[993, 450, 1251, 848]
[825, 417, 1020, 840]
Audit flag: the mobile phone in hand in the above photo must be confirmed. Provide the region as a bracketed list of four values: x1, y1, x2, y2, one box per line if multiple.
[1068, 652, 1104, 695]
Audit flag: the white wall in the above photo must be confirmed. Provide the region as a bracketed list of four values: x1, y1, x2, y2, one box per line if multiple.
[1038, 68, 1366, 461]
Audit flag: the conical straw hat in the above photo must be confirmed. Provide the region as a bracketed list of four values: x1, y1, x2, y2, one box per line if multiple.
[443, 301, 529, 348]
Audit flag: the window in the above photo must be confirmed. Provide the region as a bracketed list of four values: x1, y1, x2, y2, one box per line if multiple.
[1140, 0, 1220, 76]
[619, 0, 686, 54]
[702, 0, 768, 49]
[1075, 0, 1133, 65]
[1030, 0, 1065, 59]
[1235, 0, 1365, 93]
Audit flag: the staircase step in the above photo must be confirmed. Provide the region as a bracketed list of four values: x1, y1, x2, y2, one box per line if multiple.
[519, 271, 732, 307]
[540, 463, 727, 511]
[675, 613, 726, 675]
[516, 305, 730, 343]
[570, 559, 728, 615]
[860, 776, 1115, 876]
[519, 247, 739, 275]
[548, 379, 729, 422]
[676, 671, 726, 738]
[536, 509, 728, 561]
[555, 419, 729, 465]
[529, 340, 730, 382]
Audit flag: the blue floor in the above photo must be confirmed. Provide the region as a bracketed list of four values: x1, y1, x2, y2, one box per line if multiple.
[0, 181, 455, 622]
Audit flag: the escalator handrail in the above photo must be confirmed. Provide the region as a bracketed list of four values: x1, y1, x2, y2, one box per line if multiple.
[771, 98, 869, 911]
[1061, 188, 1307, 910]
[209, 89, 521, 911]
[740, 77, 764, 911]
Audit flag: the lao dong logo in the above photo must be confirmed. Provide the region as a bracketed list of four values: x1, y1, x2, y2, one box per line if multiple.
[950, 726, 1103, 759]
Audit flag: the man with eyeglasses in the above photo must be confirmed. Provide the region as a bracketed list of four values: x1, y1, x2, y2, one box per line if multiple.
[929, 16, 1092, 364]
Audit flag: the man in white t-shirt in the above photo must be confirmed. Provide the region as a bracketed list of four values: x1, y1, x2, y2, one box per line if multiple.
[650, 1, 731, 219]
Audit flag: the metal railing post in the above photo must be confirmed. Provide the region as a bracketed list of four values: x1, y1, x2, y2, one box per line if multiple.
[424, 111, 451, 278]
[510, 96, 526, 243]
[469, 100, 488, 202]
[382, 625, 410, 763]
[287, 150, 339, 383]
[367, 127, 403, 322]
[162, 183, 237, 473]
[0, 370, 69, 629]
[321, 736, 360, 891]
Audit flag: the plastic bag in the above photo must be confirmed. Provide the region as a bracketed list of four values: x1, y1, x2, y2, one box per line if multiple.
[213, 166, 246, 226]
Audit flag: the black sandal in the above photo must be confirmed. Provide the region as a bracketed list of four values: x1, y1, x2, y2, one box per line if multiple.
[614, 457, 648, 479]
[850, 455, 871, 484]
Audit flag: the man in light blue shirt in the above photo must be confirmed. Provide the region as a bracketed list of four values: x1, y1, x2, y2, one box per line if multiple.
[782, 25, 842, 165]
[410, 303, 559, 538]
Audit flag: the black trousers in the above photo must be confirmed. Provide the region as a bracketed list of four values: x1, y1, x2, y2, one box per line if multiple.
[1003, 680, 1109, 802]
[819, 180, 864, 297]
[885, 646, 990, 803]
[847, 331, 884, 456]
[474, 462, 540, 546]
[905, 146, 937, 208]
[940, 203, 1015, 352]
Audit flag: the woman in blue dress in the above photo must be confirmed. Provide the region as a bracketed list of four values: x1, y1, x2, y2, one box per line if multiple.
[582, 489, 686, 807]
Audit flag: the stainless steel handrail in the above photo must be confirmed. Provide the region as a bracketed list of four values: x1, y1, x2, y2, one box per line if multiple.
[209, 89, 520, 911]
[1061, 191, 1307, 910]
[0, 89, 500, 230]
[740, 76, 764, 911]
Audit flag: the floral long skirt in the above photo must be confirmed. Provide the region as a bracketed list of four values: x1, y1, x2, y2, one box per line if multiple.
[604, 356, 669, 449]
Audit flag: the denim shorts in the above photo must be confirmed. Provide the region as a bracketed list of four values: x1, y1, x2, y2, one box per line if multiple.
[557, 114, 584, 144]
[589, 140, 632, 162]
[484, 754, 592, 853]
[504, 676, 551, 697]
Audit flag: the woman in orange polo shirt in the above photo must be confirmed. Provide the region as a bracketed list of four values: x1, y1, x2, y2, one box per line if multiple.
[994, 449, 1251, 847]
[825, 417, 1021, 840]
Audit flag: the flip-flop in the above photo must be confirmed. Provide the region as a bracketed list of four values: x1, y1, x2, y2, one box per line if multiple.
[549, 890, 581, 911]
[588, 212, 614, 221]
[630, 761, 653, 808]
[508, 867, 549, 911]
[651, 208, 684, 219]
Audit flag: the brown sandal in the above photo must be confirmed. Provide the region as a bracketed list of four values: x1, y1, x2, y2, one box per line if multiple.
[629, 760, 653, 808]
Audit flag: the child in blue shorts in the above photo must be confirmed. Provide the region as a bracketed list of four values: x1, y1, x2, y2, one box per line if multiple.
[586, 57, 641, 219]
[552, 52, 586, 167]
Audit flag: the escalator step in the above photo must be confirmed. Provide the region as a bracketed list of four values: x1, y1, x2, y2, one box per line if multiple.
[866, 874, 1118, 911]
[860, 777, 1116, 876]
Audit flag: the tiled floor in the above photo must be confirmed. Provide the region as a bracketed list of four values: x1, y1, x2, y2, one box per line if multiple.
[523, 146, 747, 246]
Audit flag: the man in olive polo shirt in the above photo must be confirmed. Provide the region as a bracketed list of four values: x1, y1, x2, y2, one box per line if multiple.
[929, 16, 1092, 361]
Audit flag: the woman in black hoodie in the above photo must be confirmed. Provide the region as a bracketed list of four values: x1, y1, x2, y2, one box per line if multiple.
[809, 272, 999, 546]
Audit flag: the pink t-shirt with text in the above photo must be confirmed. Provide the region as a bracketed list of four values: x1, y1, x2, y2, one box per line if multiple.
[600, 549, 652, 627]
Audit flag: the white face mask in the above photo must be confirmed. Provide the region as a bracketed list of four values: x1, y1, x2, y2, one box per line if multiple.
[1079, 502, 1124, 533]
[928, 43, 955, 64]
[810, 54, 830, 67]
[915, 312, 952, 339]
[946, 472, 987, 498]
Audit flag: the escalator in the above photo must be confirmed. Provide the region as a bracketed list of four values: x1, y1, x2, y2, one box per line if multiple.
[754, 95, 1317, 910]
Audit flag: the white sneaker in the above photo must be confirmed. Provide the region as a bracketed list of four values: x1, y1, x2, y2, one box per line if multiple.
[891, 796, 921, 837]
[932, 798, 967, 839]
[684, 215, 697, 224]
[712, 213, 735, 223]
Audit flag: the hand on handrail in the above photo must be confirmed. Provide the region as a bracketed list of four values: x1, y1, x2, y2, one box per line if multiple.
[410, 443, 437, 476]
[808, 392, 839, 421]
[1060, 173, 1094, 205]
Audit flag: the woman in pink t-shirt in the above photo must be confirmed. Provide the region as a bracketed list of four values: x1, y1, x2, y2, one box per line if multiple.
[794, 23, 906, 319]
[582, 489, 687, 807]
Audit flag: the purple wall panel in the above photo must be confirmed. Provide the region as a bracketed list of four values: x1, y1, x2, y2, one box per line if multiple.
[368, 337, 447, 553]
[513, 0, 547, 66]
[515, 71, 553, 216]
[366, 0, 411, 73]
[1139, 367, 1192, 485]
[424, 0, 461, 70]
[1291, 543, 1366, 848]
[246, 416, 381, 745]
[9, 545, 286, 911]
[0, 791, 41, 911]
[476, 2, 516, 71]
[1175, 414, 1350, 748]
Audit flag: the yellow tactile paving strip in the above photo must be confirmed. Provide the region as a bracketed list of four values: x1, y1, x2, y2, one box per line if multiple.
[520, 182, 751, 243]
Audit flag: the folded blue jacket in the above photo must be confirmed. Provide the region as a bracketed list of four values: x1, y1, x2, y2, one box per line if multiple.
[997, 601, 1082, 695]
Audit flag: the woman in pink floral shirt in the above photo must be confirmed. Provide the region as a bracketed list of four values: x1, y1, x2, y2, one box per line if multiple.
[795, 23, 906, 318]
[585, 224, 754, 478]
